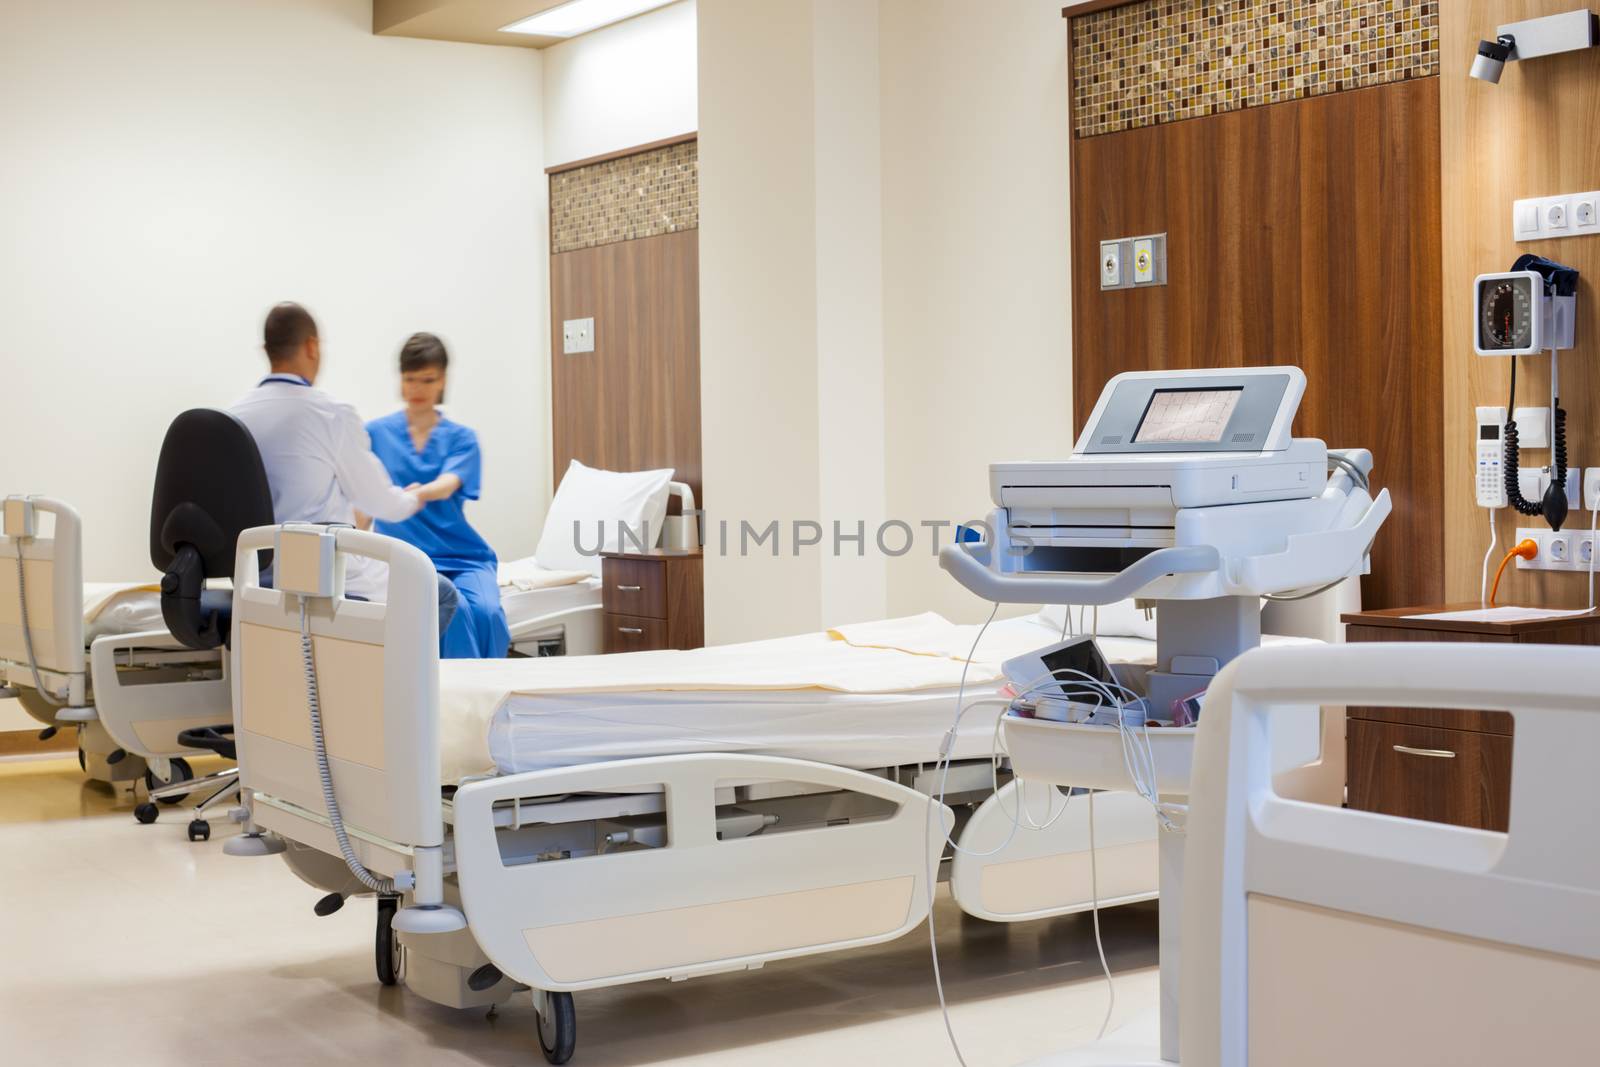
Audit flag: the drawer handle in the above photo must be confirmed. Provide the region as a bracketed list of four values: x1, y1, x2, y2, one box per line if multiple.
[618, 626, 645, 635]
[1393, 745, 1457, 759]
[615, 584, 642, 592]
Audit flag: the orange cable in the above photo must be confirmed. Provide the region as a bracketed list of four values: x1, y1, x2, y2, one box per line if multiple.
[1489, 539, 1540, 607]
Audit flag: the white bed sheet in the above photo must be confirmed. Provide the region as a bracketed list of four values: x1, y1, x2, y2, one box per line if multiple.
[501, 577, 602, 633]
[479, 618, 1317, 777]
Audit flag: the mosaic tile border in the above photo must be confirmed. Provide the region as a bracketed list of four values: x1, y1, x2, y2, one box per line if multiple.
[551, 139, 698, 255]
[1071, 0, 1439, 138]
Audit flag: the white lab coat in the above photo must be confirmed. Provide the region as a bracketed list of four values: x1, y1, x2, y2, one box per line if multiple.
[230, 374, 418, 599]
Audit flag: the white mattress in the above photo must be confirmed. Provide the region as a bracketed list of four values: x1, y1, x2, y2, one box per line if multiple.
[482, 618, 1318, 776]
[501, 577, 602, 632]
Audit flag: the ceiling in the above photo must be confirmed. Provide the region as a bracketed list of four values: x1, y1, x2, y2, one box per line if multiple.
[373, 0, 579, 49]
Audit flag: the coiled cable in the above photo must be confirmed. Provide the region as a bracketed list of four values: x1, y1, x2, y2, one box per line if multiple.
[300, 597, 394, 894]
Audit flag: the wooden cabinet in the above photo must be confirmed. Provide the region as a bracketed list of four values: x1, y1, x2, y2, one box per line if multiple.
[600, 550, 703, 653]
[1342, 605, 1600, 832]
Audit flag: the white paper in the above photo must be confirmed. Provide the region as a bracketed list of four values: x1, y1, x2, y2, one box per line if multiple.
[1403, 606, 1597, 624]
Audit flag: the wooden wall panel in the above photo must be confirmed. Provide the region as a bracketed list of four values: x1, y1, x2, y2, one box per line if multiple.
[1071, 77, 1444, 610]
[549, 229, 702, 505]
[1441, 1, 1600, 609]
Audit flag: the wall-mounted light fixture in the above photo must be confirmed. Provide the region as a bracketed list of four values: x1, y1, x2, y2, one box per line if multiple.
[501, 0, 677, 39]
[1470, 9, 1599, 84]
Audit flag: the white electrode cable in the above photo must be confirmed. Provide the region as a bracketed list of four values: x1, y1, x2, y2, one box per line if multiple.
[1087, 790, 1115, 1041]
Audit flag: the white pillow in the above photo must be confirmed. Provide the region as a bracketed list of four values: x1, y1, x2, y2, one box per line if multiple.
[1034, 598, 1157, 641]
[535, 460, 674, 577]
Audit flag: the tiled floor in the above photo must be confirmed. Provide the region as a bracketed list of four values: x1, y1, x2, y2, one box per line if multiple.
[0, 756, 1160, 1066]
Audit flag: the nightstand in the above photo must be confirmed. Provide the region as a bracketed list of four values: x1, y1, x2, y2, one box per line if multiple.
[600, 549, 704, 653]
[1341, 604, 1600, 832]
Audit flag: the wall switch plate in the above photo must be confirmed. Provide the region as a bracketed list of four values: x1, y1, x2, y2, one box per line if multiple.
[1585, 467, 1600, 511]
[1513, 406, 1550, 448]
[562, 316, 594, 354]
[1100, 242, 1122, 288]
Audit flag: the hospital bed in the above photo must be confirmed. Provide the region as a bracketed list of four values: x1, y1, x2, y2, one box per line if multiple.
[498, 481, 697, 658]
[220, 524, 1345, 1065]
[1181, 641, 1600, 1066]
[0, 495, 228, 805]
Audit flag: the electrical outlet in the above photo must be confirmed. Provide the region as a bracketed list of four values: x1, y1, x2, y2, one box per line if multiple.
[1579, 538, 1595, 566]
[1547, 201, 1570, 231]
[562, 317, 594, 354]
[1577, 198, 1599, 229]
[1549, 536, 1571, 563]
[1516, 526, 1594, 571]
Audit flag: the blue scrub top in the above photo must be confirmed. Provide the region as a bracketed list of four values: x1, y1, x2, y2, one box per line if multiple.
[368, 411, 497, 568]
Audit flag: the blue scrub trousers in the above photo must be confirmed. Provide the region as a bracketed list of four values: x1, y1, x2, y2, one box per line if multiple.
[438, 561, 510, 659]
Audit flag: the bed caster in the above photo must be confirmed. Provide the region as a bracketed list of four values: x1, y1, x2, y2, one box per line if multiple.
[314, 892, 345, 917]
[375, 896, 402, 987]
[145, 758, 193, 804]
[134, 802, 160, 825]
[534, 990, 576, 1065]
[37, 725, 57, 742]
[187, 819, 210, 842]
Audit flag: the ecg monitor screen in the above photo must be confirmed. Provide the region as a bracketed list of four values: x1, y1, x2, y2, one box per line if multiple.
[1133, 388, 1243, 444]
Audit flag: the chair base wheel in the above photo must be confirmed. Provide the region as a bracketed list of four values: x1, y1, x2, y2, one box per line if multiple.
[187, 819, 211, 842]
[134, 803, 160, 825]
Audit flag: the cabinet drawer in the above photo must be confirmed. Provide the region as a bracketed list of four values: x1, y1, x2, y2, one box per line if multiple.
[603, 558, 665, 619]
[1346, 720, 1512, 832]
[605, 613, 667, 653]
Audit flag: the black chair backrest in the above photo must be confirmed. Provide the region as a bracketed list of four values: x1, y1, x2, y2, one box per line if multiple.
[150, 409, 274, 649]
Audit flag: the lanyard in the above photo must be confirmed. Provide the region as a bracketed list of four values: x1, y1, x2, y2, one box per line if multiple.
[258, 373, 312, 387]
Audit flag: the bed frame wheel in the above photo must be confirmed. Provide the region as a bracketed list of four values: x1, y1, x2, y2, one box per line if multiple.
[375, 895, 402, 987]
[145, 757, 194, 804]
[535, 990, 576, 1065]
[186, 818, 210, 842]
[134, 802, 160, 825]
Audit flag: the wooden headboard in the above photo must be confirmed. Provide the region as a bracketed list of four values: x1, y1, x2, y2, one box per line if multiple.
[548, 136, 702, 507]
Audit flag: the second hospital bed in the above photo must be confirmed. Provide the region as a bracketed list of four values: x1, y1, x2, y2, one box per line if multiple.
[224, 526, 1342, 1064]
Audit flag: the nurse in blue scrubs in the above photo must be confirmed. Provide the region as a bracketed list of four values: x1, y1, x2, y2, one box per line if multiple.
[367, 333, 510, 659]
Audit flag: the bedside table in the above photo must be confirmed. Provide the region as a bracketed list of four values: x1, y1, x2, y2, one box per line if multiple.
[600, 550, 704, 653]
[1341, 604, 1600, 832]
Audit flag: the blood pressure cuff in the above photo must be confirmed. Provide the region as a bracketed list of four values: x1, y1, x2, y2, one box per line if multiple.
[1511, 253, 1580, 297]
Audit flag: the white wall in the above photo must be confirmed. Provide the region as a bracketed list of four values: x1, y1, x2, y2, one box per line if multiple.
[542, 0, 698, 167]
[879, 0, 1074, 621]
[697, 0, 1072, 638]
[0, 0, 550, 586]
[697, 0, 824, 643]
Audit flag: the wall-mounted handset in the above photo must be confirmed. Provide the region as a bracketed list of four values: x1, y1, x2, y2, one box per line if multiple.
[1474, 254, 1580, 531]
[1476, 406, 1508, 508]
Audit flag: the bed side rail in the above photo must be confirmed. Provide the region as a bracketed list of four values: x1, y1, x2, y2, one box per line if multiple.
[452, 753, 948, 992]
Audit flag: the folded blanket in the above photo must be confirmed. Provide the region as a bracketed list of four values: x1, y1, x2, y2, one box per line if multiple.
[497, 556, 592, 592]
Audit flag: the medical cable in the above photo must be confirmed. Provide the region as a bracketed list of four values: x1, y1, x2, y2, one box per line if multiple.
[1480, 507, 1498, 611]
[1086, 790, 1114, 1041]
[1326, 452, 1369, 491]
[299, 597, 396, 895]
[13, 544, 64, 706]
[924, 599, 998, 1067]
